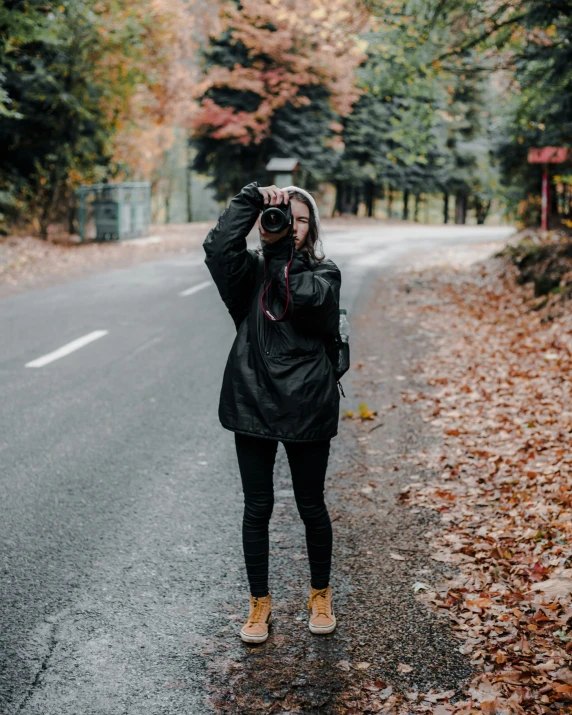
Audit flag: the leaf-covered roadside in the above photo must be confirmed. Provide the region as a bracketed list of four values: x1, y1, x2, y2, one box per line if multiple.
[395, 254, 572, 714]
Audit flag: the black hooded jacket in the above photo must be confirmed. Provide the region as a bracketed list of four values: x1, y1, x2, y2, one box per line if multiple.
[203, 182, 342, 442]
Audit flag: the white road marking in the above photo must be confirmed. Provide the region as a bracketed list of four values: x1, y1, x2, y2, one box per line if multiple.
[129, 235, 163, 245]
[26, 330, 109, 368]
[179, 280, 212, 297]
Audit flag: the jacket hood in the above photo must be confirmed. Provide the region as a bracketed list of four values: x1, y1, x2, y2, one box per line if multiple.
[283, 185, 325, 242]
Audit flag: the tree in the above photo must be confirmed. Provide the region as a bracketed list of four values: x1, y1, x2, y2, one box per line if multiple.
[339, 1, 453, 217]
[343, 0, 502, 222]
[498, 0, 572, 223]
[421, 0, 572, 224]
[192, 0, 367, 198]
[0, 0, 196, 236]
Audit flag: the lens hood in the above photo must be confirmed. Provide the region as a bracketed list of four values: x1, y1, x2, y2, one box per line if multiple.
[260, 202, 292, 233]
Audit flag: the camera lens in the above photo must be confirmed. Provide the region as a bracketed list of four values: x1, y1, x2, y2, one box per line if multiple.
[261, 207, 287, 233]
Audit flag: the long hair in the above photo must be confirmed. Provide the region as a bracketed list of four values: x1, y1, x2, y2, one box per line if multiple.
[288, 190, 325, 263]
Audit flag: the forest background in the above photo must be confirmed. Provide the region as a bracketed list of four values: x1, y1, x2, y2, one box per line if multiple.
[0, 0, 570, 237]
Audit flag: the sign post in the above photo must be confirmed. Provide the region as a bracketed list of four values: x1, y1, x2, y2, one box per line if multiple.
[541, 167, 549, 232]
[528, 148, 571, 232]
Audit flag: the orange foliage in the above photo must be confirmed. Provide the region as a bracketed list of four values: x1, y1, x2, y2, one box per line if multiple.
[89, 0, 201, 178]
[192, 0, 368, 147]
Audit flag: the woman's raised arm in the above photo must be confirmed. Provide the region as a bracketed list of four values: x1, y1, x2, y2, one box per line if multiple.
[203, 183, 262, 327]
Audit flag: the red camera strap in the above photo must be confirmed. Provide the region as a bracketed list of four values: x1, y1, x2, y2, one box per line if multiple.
[260, 252, 293, 322]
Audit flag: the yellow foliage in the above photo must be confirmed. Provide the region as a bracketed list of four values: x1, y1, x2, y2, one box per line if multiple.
[343, 403, 378, 421]
[94, 0, 208, 178]
[358, 402, 377, 420]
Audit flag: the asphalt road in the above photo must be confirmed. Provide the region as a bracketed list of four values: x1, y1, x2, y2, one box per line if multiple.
[0, 223, 513, 714]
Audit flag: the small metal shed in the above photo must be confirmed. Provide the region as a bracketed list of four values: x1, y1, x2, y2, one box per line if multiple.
[266, 158, 299, 188]
[76, 182, 151, 242]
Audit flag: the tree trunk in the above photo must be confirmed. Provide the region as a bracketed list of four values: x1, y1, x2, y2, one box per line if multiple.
[455, 193, 467, 224]
[186, 166, 193, 222]
[365, 181, 375, 217]
[402, 189, 410, 221]
[333, 180, 344, 216]
[474, 198, 491, 225]
[414, 193, 420, 222]
[39, 215, 49, 240]
[351, 184, 360, 215]
[343, 182, 352, 214]
[68, 196, 77, 235]
[39, 179, 62, 239]
[387, 186, 393, 219]
[443, 193, 449, 224]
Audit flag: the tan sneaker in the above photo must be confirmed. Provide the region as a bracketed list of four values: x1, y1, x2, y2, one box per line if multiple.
[308, 585, 336, 634]
[240, 594, 272, 643]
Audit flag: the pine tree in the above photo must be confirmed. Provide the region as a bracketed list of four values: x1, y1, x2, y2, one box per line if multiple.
[337, 0, 501, 221]
[192, 0, 366, 198]
[337, 5, 451, 215]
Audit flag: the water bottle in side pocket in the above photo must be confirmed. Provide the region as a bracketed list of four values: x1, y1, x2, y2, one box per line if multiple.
[336, 309, 350, 380]
[325, 308, 351, 386]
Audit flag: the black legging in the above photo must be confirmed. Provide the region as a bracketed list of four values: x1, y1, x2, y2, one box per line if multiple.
[234, 433, 332, 598]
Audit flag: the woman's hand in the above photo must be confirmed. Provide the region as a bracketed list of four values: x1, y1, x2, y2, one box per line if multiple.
[257, 185, 289, 207]
[257, 185, 292, 243]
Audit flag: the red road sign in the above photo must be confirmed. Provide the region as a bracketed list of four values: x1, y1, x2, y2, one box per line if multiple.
[528, 147, 570, 164]
[527, 147, 571, 231]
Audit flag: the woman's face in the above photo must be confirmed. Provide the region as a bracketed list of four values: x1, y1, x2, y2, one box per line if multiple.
[291, 198, 310, 251]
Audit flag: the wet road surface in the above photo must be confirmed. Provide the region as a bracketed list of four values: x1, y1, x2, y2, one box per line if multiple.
[0, 223, 512, 713]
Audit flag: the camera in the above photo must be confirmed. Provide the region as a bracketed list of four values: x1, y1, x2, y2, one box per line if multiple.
[260, 201, 292, 234]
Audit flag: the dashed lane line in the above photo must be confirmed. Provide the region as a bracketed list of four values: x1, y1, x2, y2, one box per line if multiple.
[25, 330, 109, 368]
[24, 280, 211, 367]
[179, 280, 212, 297]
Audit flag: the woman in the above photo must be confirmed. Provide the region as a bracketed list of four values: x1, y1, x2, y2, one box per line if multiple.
[203, 182, 342, 644]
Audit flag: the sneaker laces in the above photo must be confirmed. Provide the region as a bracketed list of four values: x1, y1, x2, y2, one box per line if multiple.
[309, 588, 330, 617]
[249, 597, 267, 624]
